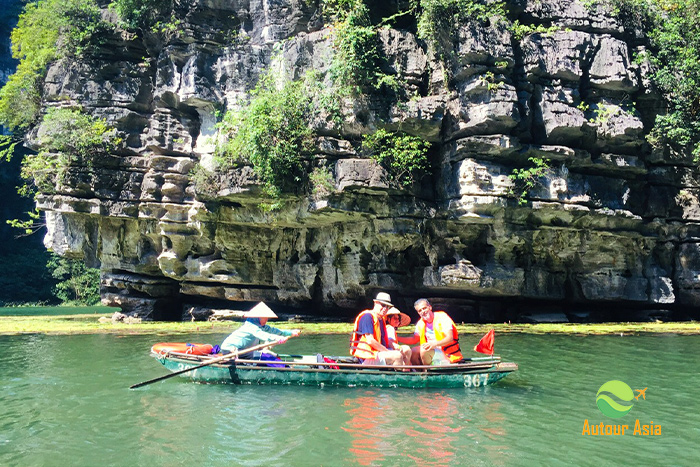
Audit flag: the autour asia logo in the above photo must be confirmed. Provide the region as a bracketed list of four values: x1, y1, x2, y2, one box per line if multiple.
[582, 380, 661, 436]
[596, 380, 635, 418]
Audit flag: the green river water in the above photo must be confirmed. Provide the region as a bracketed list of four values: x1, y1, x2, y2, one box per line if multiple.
[0, 330, 698, 466]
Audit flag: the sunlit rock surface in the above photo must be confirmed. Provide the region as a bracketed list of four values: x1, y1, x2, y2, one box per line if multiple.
[19, 0, 700, 321]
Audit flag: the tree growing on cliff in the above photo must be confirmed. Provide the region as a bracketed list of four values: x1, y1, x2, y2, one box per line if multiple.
[110, 0, 181, 35]
[19, 108, 121, 197]
[588, 0, 700, 160]
[326, 0, 398, 95]
[363, 129, 431, 187]
[216, 73, 316, 198]
[0, 0, 112, 132]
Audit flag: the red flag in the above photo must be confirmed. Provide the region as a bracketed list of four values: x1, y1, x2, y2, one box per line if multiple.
[473, 329, 494, 355]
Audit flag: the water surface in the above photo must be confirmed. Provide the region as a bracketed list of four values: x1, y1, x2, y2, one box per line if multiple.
[0, 332, 697, 466]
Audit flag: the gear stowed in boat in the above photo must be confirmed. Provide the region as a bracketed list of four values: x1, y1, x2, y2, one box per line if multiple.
[149, 343, 518, 389]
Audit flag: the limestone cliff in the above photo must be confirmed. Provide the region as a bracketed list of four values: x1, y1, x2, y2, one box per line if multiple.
[23, 0, 700, 321]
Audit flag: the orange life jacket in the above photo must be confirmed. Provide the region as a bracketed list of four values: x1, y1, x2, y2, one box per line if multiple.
[350, 310, 387, 359]
[416, 311, 463, 363]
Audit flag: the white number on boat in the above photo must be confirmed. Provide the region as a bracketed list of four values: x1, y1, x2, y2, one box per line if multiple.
[464, 373, 490, 387]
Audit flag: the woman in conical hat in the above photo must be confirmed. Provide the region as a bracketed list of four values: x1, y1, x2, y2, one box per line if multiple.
[385, 307, 412, 365]
[220, 302, 300, 357]
[386, 307, 411, 328]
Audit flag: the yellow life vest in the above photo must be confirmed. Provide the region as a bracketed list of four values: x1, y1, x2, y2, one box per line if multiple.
[416, 311, 463, 363]
[350, 310, 386, 359]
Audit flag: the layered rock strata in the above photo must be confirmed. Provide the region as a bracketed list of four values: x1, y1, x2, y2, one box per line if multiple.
[25, 0, 700, 321]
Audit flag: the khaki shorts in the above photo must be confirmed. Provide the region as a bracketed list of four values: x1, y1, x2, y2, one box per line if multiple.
[361, 355, 387, 365]
[362, 350, 402, 366]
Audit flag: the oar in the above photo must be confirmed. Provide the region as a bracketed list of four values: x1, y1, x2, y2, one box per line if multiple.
[129, 340, 285, 389]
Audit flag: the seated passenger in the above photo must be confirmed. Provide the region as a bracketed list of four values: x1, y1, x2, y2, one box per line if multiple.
[385, 307, 412, 366]
[397, 298, 462, 365]
[350, 292, 406, 367]
[221, 302, 300, 358]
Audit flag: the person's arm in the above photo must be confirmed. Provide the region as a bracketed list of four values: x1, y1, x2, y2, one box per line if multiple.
[421, 320, 457, 350]
[421, 334, 455, 351]
[356, 314, 389, 351]
[396, 333, 419, 345]
[261, 324, 300, 337]
[386, 327, 400, 350]
[363, 334, 390, 352]
[251, 324, 293, 343]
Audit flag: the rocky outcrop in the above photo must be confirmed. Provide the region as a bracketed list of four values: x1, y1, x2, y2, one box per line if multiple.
[24, 0, 700, 321]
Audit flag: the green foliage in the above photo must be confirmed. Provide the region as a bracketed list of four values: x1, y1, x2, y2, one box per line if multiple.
[47, 254, 101, 305]
[509, 157, 552, 205]
[481, 71, 504, 92]
[110, 0, 173, 31]
[6, 208, 44, 236]
[325, 0, 401, 95]
[363, 129, 430, 187]
[189, 163, 219, 198]
[510, 20, 561, 41]
[0, 136, 20, 162]
[19, 108, 121, 196]
[309, 166, 336, 199]
[590, 0, 700, 159]
[416, 0, 506, 56]
[0, 0, 113, 131]
[0, 2, 57, 131]
[37, 108, 121, 158]
[0, 247, 56, 306]
[216, 74, 316, 197]
[589, 103, 615, 124]
[645, 0, 700, 159]
[61, 0, 114, 55]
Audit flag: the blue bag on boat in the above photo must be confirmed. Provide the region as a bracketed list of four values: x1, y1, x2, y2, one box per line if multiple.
[260, 352, 285, 368]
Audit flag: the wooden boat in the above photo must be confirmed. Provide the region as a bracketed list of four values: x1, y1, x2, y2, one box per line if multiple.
[150, 345, 518, 389]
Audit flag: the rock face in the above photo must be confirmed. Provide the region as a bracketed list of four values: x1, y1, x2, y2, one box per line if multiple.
[23, 0, 700, 321]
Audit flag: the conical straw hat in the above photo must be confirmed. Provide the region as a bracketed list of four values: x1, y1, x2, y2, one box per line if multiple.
[386, 307, 411, 328]
[245, 302, 278, 318]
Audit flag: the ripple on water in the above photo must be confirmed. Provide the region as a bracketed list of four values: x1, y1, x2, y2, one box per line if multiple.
[0, 333, 698, 466]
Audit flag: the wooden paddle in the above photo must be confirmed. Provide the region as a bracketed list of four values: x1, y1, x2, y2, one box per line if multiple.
[129, 339, 285, 389]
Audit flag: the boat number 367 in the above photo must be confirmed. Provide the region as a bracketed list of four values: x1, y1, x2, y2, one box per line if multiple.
[464, 373, 490, 387]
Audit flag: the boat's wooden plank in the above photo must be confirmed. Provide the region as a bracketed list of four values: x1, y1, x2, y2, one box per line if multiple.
[158, 351, 500, 368]
[235, 357, 500, 371]
[231, 363, 500, 375]
[160, 356, 500, 373]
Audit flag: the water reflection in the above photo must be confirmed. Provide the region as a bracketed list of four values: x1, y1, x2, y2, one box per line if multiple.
[404, 394, 462, 466]
[478, 401, 510, 467]
[341, 391, 485, 466]
[342, 392, 393, 465]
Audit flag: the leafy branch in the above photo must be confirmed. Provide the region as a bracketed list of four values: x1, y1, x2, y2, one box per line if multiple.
[363, 129, 430, 187]
[508, 157, 552, 205]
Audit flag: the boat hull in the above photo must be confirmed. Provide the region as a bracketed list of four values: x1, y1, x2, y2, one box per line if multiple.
[152, 352, 517, 389]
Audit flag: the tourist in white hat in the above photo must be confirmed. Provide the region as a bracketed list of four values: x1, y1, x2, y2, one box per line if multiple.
[349, 292, 406, 367]
[220, 302, 300, 358]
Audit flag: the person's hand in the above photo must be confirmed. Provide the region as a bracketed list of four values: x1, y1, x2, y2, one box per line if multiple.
[277, 336, 289, 344]
[291, 329, 301, 337]
[422, 341, 436, 351]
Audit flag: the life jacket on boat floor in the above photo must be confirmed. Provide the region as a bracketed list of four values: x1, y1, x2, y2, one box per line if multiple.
[151, 342, 215, 355]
